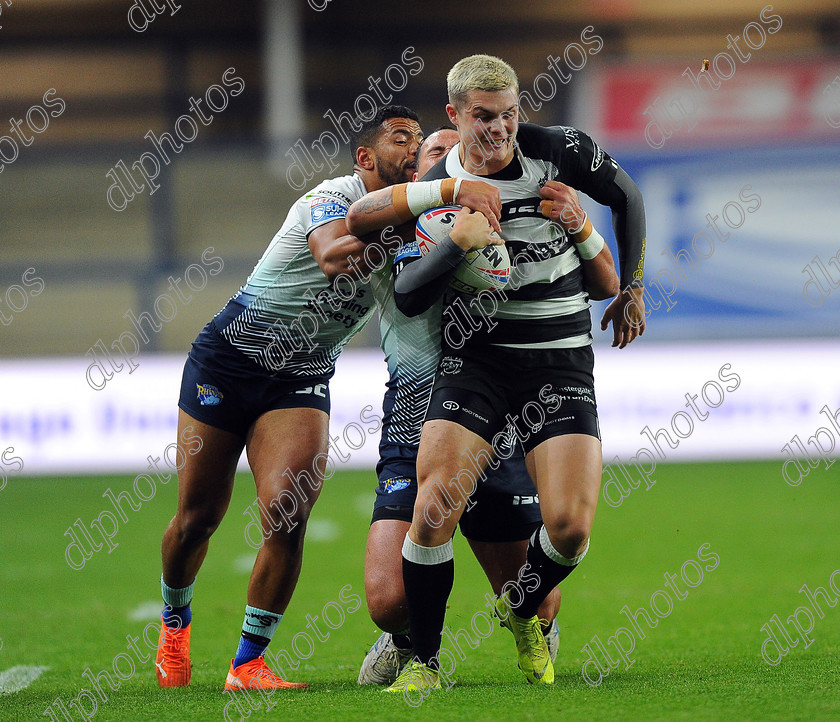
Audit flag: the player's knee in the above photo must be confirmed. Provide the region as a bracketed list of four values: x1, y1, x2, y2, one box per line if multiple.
[261, 505, 311, 550]
[177, 508, 225, 545]
[411, 512, 455, 547]
[543, 515, 590, 559]
[366, 590, 407, 633]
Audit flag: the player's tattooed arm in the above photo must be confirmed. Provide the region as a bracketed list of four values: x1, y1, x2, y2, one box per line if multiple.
[308, 218, 373, 282]
[353, 192, 394, 217]
[345, 189, 396, 236]
[345, 180, 502, 237]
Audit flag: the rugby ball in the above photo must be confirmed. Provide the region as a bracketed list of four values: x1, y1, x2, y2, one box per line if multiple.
[415, 205, 511, 293]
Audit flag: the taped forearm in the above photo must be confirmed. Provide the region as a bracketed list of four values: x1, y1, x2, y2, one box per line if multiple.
[392, 178, 462, 222]
[346, 179, 462, 237]
[394, 236, 466, 316]
[567, 216, 606, 260]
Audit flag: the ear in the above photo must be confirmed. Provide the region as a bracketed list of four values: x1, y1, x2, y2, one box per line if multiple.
[355, 145, 376, 171]
[445, 103, 458, 126]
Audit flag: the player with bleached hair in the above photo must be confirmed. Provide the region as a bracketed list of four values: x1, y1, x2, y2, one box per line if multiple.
[356, 128, 559, 685]
[348, 54, 646, 691]
[347, 121, 625, 687]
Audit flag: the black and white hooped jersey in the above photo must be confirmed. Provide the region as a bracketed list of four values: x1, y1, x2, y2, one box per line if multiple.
[214, 173, 376, 377]
[406, 123, 645, 351]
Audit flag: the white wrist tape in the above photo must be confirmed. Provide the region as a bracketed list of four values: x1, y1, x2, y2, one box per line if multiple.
[405, 180, 444, 216]
[576, 227, 606, 260]
[404, 178, 459, 215]
[452, 178, 463, 204]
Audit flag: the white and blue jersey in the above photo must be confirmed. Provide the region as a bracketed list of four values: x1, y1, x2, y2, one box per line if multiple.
[215, 173, 376, 377]
[370, 265, 443, 449]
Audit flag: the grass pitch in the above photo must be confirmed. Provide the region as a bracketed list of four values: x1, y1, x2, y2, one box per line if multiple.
[1, 461, 838, 720]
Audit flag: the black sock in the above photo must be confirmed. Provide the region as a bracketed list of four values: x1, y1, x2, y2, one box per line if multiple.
[513, 525, 588, 619]
[401, 537, 454, 668]
[392, 633, 412, 651]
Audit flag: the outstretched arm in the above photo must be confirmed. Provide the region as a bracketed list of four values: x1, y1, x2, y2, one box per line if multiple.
[345, 179, 503, 237]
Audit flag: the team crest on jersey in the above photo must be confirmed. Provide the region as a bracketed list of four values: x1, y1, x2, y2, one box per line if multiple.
[439, 356, 463, 375]
[196, 383, 224, 406]
[383, 477, 411, 493]
[310, 196, 348, 224]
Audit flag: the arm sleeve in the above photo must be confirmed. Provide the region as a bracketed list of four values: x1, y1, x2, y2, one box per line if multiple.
[550, 126, 646, 288]
[606, 167, 646, 288]
[393, 236, 467, 317]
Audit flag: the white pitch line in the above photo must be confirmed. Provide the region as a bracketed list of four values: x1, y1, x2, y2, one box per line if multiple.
[233, 553, 257, 574]
[0, 666, 50, 695]
[128, 600, 164, 621]
[307, 518, 340, 542]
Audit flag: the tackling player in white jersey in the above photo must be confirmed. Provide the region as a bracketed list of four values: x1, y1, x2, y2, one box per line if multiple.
[154, 106, 431, 693]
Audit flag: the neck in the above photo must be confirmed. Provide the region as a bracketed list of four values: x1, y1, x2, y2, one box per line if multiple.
[458, 143, 514, 176]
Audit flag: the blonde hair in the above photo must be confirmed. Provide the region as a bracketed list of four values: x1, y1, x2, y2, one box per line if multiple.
[447, 54, 519, 109]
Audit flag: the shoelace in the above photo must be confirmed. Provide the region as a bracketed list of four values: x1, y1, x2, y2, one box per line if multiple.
[376, 648, 399, 670]
[164, 630, 185, 653]
[512, 616, 542, 652]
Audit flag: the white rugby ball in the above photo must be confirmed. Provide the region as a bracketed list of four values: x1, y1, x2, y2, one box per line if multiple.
[415, 205, 510, 294]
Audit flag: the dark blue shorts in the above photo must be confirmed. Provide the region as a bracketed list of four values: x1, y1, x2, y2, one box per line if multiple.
[371, 442, 542, 542]
[178, 320, 331, 439]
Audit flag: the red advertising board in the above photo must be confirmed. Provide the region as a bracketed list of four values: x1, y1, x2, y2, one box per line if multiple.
[580, 60, 840, 149]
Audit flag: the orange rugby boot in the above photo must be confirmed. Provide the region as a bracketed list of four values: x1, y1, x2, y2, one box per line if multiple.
[155, 620, 191, 687]
[223, 656, 309, 692]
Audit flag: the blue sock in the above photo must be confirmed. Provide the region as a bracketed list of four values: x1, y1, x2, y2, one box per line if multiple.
[233, 605, 282, 668]
[163, 604, 192, 629]
[161, 576, 194, 629]
[233, 635, 268, 668]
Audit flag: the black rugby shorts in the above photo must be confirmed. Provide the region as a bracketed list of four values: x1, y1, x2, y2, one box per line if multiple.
[425, 344, 600, 453]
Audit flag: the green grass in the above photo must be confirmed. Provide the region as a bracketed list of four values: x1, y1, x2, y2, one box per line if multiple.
[1, 461, 838, 720]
